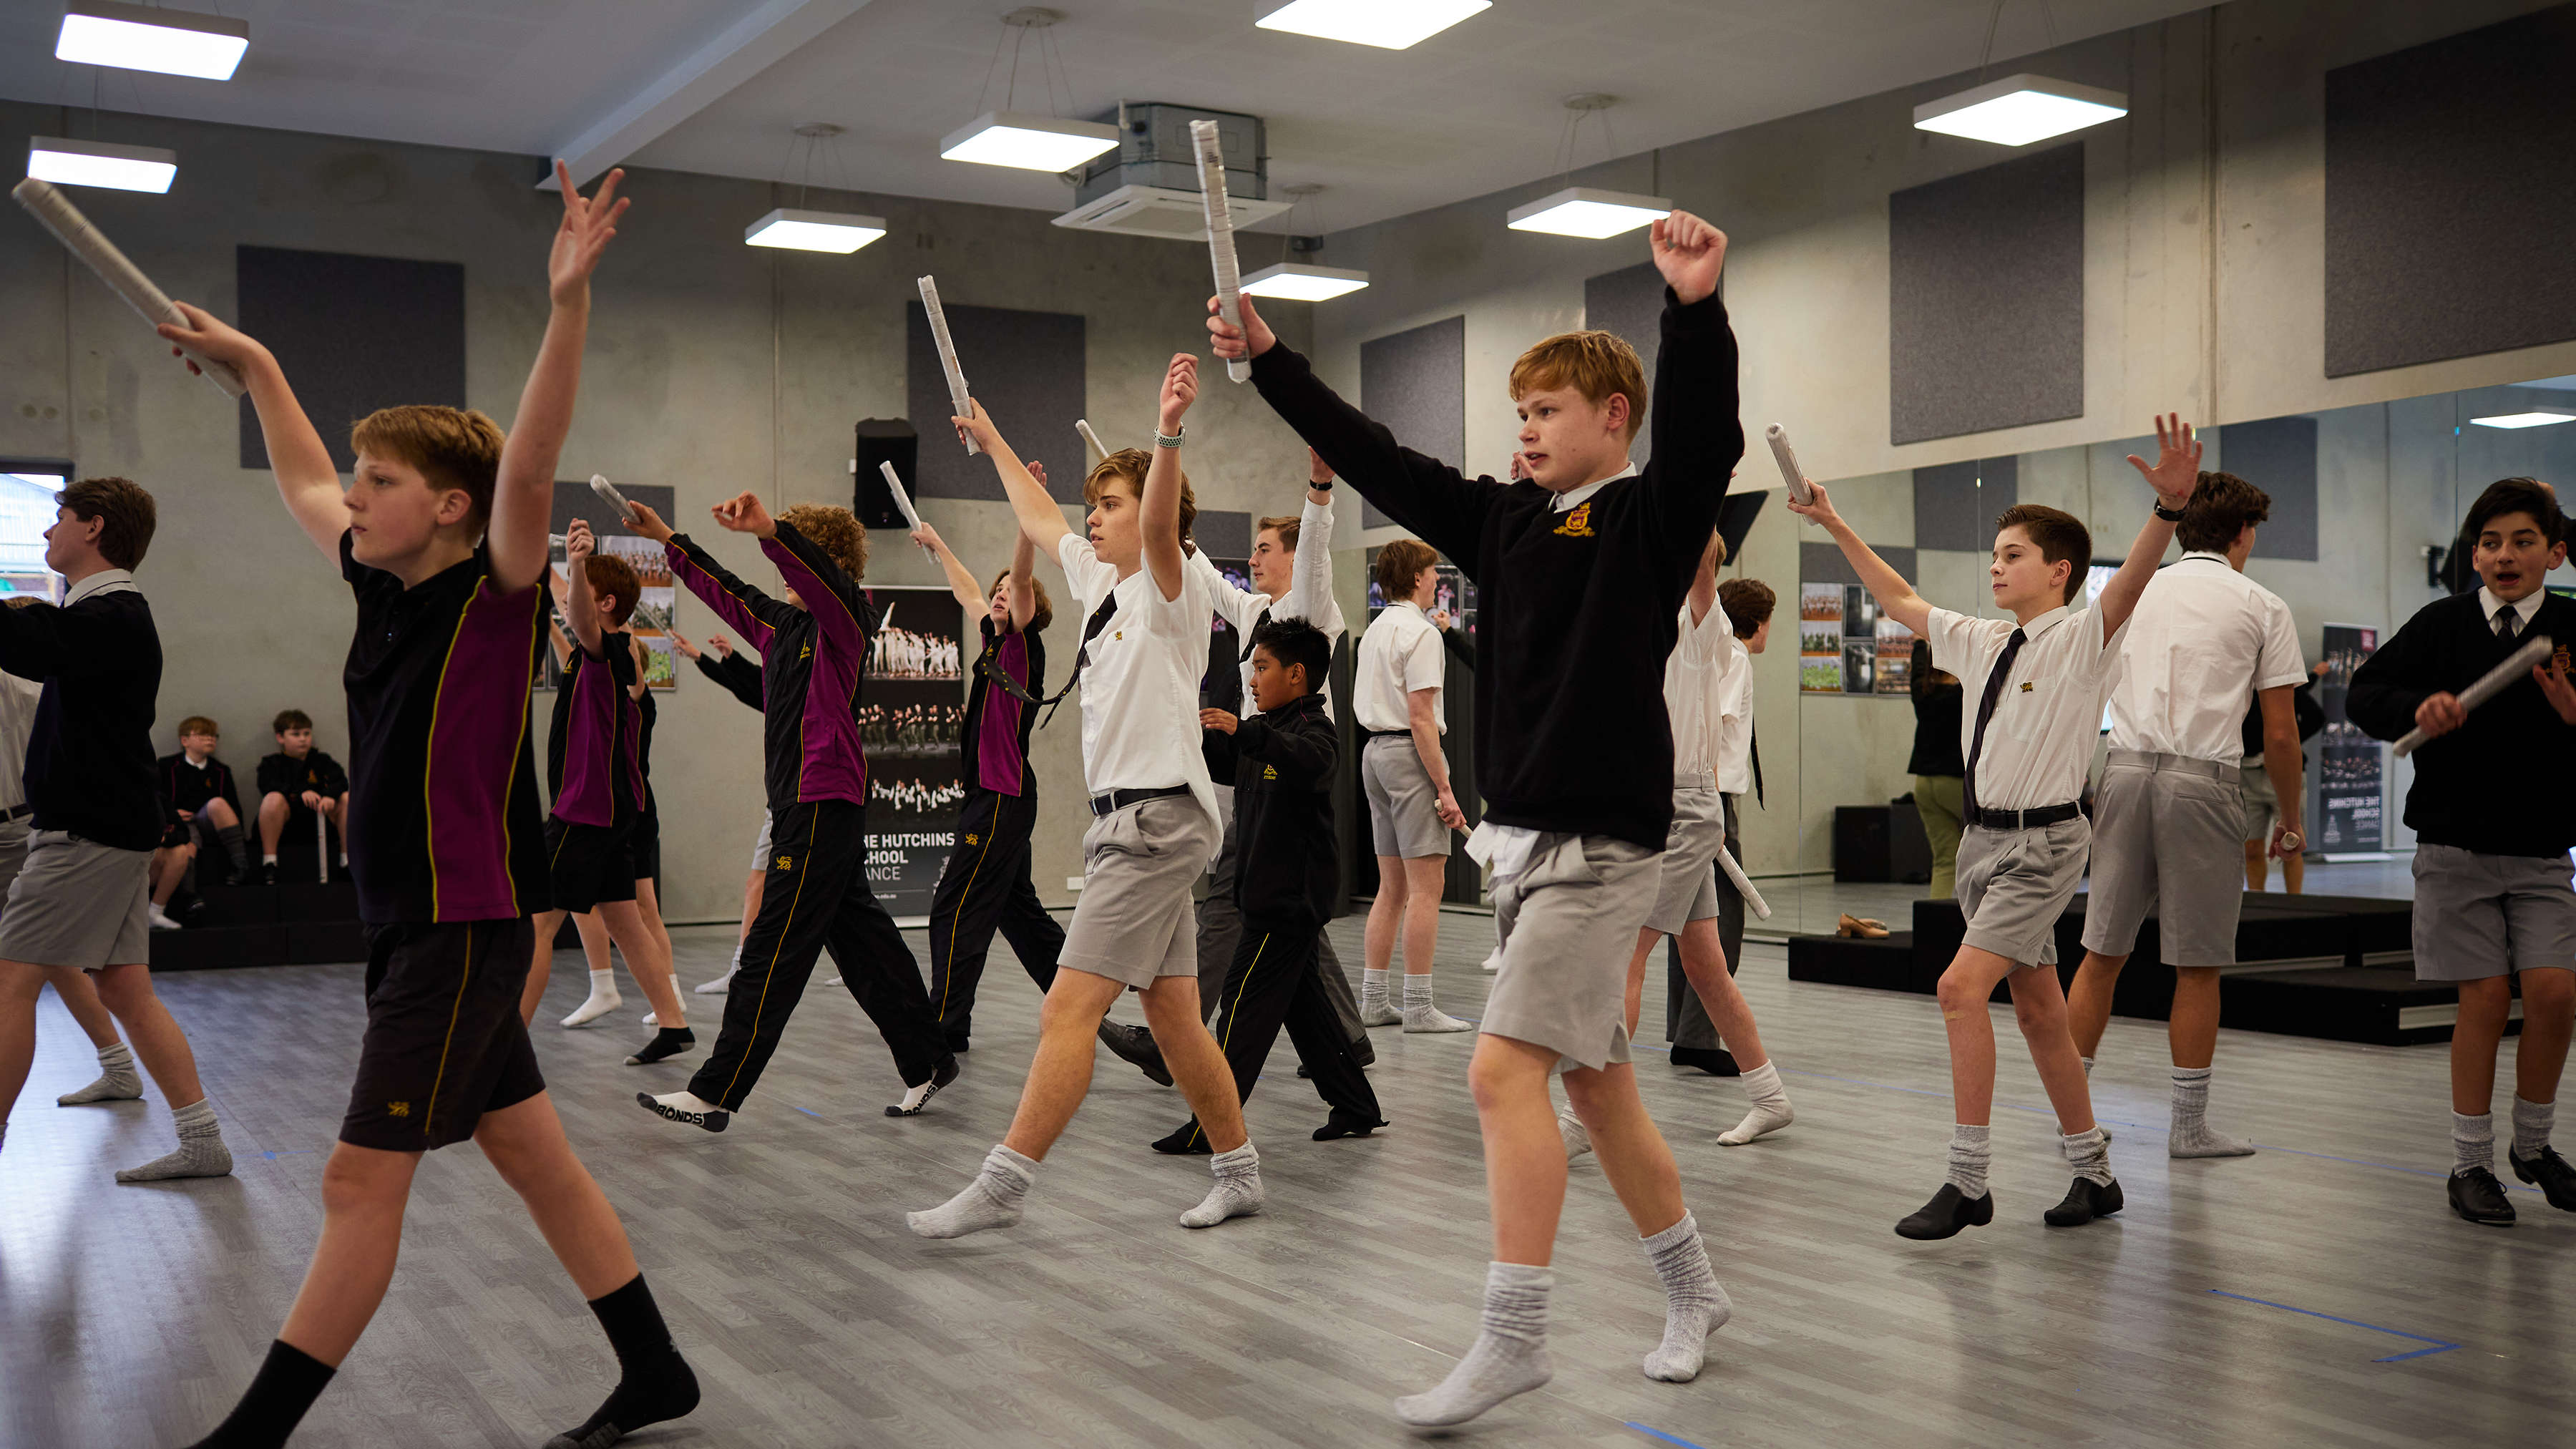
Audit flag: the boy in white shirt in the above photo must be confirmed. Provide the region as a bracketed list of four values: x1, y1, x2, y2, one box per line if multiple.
[909, 356, 1262, 1238]
[2066, 472, 2306, 1158]
[1791, 414, 2204, 1239]
[1353, 537, 1472, 1033]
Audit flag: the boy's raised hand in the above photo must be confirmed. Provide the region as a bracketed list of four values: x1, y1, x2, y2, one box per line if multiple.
[620, 499, 674, 543]
[563, 517, 595, 561]
[1198, 708, 1239, 736]
[1650, 210, 1728, 306]
[1206, 293, 1274, 363]
[667, 628, 702, 661]
[1784, 478, 1840, 528]
[1026, 459, 1047, 490]
[2124, 412, 2202, 509]
[1159, 352, 1200, 433]
[2534, 656, 2576, 724]
[157, 301, 270, 379]
[548, 160, 630, 308]
[1309, 447, 1335, 487]
[711, 491, 776, 539]
[950, 398, 1005, 457]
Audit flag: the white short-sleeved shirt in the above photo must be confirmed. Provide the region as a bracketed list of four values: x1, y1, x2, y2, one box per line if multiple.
[1193, 494, 1345, 721]
[2104, 552, 2306, 763]
[1355, 600, 1445, 734]
[1664, 597, 1730, 778]
[1711, 622, 1755, 797]
[1926, 602, 2129, 814]
[0, 670, 40, 812]
[1056, 535, 1219, 843]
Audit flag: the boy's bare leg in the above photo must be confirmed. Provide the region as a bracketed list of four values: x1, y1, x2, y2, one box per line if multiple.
[1360, 857, 1403, 1023]
[47, 966, 142, 1105]
[520, 909, 567, 1025]
[1671, 921, 1795, 1146]
[0, 962, 42, 1128]
[2243, 840, 2267, 892]
[2007, 964, 2097, 1134]
[2515, 968, 2574, 1108]
[696, 870, 761, 994]
[275, 1143, 426, 1364]
[1565, 1058, 1730, 1380]
[598, 899, 691, 1063]
[1399, 856, 1468, 1030]
[2065, 949, 2122, 1062]
[1894, 947, 2021, 1235]
[257, 793, 288, 859]
[1136, 975, 1246, 1152]
[558, 905, 628, 1030]
[151, 844, 192, 908]
[94, 961, 232, 1181]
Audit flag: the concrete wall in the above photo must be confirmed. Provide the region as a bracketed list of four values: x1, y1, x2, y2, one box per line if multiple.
[0, 99, 1317, 922]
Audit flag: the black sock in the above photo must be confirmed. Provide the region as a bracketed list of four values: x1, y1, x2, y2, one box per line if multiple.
[215, 823, 249, 876]
[186, 1340, 336, 1449]
[546, 1274, 698, 1449]
[1151, 1121, 1215, 1155]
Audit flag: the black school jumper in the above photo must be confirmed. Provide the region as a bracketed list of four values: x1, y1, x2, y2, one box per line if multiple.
[1163, 690, 1383, 1148]
[2347, 590, 2576, 857]
[925, 615, 1065, 1048]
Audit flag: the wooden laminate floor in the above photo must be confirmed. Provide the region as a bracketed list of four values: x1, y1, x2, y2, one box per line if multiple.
[3, 914, 2570, 1448]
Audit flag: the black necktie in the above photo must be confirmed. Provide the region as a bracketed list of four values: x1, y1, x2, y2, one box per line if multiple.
[1962, 627, 2027, 823]
[1750, 717, 1764, 809]
[2497, 604, 2521, 640]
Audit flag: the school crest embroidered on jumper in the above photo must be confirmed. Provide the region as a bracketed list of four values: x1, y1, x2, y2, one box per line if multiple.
[1553, 502, 1596, 538]
[1262, 765, 1277, 780]
[964, 833, 980, 845]
[2557, 645, 2571, 676]
[2019, 681, 2034, 693]
[387, 1101, 410, 1118]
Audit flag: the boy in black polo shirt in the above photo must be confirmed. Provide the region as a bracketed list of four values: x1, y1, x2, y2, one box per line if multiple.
[2348, 477, 2576, 1226]
[162, 163, 698, 1449]
[255, 708, 347, 883]
[1211, 211, 1737, 1424]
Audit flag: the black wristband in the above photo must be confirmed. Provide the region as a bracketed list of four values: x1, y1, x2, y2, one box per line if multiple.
[1312, 478, 1332, 490]
[2152, 500, 2186, 522]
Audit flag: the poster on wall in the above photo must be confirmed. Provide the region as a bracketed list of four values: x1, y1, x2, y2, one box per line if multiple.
[1798, 582, 1843, 693]
[1874, 617, 1915, 695]
[863, 586, 968, 918]
[547, 480, 678, 690]
[2312, 621, 2386, 857]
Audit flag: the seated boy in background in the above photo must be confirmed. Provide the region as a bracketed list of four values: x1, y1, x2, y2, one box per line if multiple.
[160, 716, 249, 885]
[256, 708, 348, 883]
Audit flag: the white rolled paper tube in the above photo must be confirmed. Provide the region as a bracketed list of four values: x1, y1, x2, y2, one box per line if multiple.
[12, 177, 246, 399]
[589, 474, 638, 525]
[877, 460, 924, 531]
[1188, 120, 1252, 385]
[1714, 843, 1771, 920]
[1765, 425, 1815, 505]
[916, 275, 982, 457]
[2391, 634, 2553, 757]
[1076, 419, 1108, 462]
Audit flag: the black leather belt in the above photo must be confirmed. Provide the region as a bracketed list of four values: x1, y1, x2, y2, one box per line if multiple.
[1966, 801, 2082, 831]
[1362, 728, 1409, 741]
[1088, 784, 1191, 818]
[0, 804, 29, 823]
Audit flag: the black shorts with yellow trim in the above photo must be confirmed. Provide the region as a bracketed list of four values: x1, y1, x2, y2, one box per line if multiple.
[630, 799, 661, 884]
[341, 917, 542, 1152]
[544, 814, 641, 913]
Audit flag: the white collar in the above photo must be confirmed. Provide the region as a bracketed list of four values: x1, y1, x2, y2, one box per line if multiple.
[2014, 604, 2074, 639]
[2178, 551, 2231, 567]
[1548, 462, 1638, 514]
[1390, 599, 1430, 622]
[65, 569, 137, 605]
[2479, 585, 2539, 623]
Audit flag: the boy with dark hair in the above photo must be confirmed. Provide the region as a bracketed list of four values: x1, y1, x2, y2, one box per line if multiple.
[1212, 211, 1738, 1424]
[1152, 616, 1386, 1153]
[255, 708, 348, 883]
[161, 715, 249, 884]
[2067, 469, 2304, 1161]
[2348, 477, 2576, 1226]
[622, 489, 956, 1128]
[161, 163, 702, 1449]
[1352, 535, 1470, 1031]
[0, 476, 235, 1183]
[1792, 414, 2205, 1241]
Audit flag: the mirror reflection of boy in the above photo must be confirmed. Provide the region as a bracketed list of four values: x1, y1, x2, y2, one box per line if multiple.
[2348, 477, 2576, 1226]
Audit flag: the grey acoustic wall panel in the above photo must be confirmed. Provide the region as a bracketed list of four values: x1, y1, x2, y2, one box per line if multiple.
[1196, 509, 1250, 560]
[1888, 144, 2084, 446]
[907, 301, 1085, 505]
[1358, 316, 1465, 530]
[2323, 8, 2576, 377]
[2216, 415, 2318, 561]
[1801, 540, 1916, 589]
[236, 245, 464, 472]
[1911, 457, 2021, 551]
[1585, 260, 1665, 464]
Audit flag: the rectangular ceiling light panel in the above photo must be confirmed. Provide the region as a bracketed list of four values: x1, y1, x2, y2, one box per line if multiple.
[744, 208, 886, 253]
[56, 1, 249, 81]
[1254, 0, 1491, 49]
[1240, 262, 1370, 301]
[26, 136, 177, 193]
[1506, 187, 1671, 240]
[2469, 411, 2576, 429]
[1913, 74, 2127, 147]
[939, 112, 1119, 172]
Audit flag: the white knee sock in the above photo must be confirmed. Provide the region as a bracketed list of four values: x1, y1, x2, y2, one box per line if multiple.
[1402, 974, 1470, 1033]
[908, 1144, 1038, 1239]
[1639, 1214, 1731, 1382]
[2168, 1065, 2254, 1157]
[115, 1098, 231, 1182]
[1946, 1123, 1991, 1197]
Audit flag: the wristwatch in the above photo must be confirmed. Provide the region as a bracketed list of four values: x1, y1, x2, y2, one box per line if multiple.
[2152, 499, 2186, 522]
[1155, 425, 1186, 449]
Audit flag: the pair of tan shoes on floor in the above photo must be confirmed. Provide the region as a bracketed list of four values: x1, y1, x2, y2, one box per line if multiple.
[1835, 913, 1890, 939]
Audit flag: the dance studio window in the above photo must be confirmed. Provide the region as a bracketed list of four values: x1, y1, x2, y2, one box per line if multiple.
[0, 462, 69, 602]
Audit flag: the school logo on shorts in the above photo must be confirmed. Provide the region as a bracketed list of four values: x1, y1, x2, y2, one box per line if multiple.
[1262, 765, 1277, 780]
[800, 643, 813, 661]
[774, 854, 794, 871]
[1552, 502, 1596, 538]
[387, 1101, 410, 1118]
[964, 832, 980, 845]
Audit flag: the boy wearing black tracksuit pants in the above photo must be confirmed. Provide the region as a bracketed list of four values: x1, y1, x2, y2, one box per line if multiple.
[1153, 618, 1385, 1154]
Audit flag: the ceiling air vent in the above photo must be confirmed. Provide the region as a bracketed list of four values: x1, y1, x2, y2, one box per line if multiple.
[1052, 182, 1289, 240]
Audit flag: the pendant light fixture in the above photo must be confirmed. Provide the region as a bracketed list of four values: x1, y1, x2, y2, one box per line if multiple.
[27, 135, 177, 193]
[1506, 96, 1667, 240]
[1253, 0, 1491, 51]
[1912, 2, 2126, 147]
[942, 10, 1116, 173]
[1240, 183, 1370, 301]
[55, 1, 248, 82]
[744, 123, 883, 253]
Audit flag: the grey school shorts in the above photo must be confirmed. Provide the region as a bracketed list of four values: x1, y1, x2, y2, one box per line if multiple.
[1481, 832, 1660, 1072]
[1362, 735, 1452, 859]
[2411, 844, 2576, 983]
[748, 809, 774, 874]
[2081, 751, 2246, 967]
[2240, 762, 2283, 844]
[0, 830, 151, 970]
[1955, 817, 2089, 969]
[1060, 794, 1221, 990]
[1646, 784, 1727, 937]
[0, 816, 28, 915]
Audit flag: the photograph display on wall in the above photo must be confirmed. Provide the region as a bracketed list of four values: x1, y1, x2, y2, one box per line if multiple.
[1800, 580, 1913, 695]
[547, 480, 677, 691]
[1873, 617, 1914, 694]
[862, 586, 967, 918]
[1799, 582, 1843, 693]
[2313, 621, 2386, 856]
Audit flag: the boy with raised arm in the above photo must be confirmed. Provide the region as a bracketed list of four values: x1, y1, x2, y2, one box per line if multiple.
[621, 489, 956, 1128]
[160, 164, 701, 1449]
[1790, 414, 2203, 1241]
[907, 356, 1264, 1239]
[2347, 477, 2576, 1226]
[1211, 212, 1737, 1425]
[1352, 537, 1473, 1032]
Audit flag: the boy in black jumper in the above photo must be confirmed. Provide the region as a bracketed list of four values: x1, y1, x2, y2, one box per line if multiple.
[2348, 477, 2576, 1226]
[1211, 210, 1737, 1425]
[161, 714, 250, 884]
[1153, 617, 1385, 1153]
[163, 162, 699, 1449]
[255, 708, 347, 882]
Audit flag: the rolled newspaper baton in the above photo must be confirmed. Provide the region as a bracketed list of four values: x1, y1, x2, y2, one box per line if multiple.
[315, 808, 329, 885]
[1714, 842, 1771, 921]
[1076, 419, 1109, 463]
[2391, 634, 2553, 757]
[1765, 425, 1816, 506]
[877, 460, 936, 562]
[1188, 119, 1252, 384]
[13, 178, 247, 399]
[916, 275, 981, 456]
[589, 474, 640, 527]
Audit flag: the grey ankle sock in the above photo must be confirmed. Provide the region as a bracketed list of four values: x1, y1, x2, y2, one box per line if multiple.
[2512, 1097, 2554, 1159]
[1401, 974, 1470, 1032]
[1179, 1143, 1264, 1228]
[116, 1097, 232, 1183]
[1558, 1100, 1593, 1161]
[2081, 1055, 2094, 1079]
[1639, 1214, 1731, 1382]
[1946, 1123, 1991, 1197]
[2062, 1125, 2113, 1186]
[2169, 1066, 2255, 1157]
[58, 1042, 142, 1105]
[907, 1144, 1037, 1239]
[1392, 1262, 1555, 1427]
[2453, 1112, 2494, 1176]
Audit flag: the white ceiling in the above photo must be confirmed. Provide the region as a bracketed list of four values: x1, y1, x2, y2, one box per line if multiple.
[1, 0, 2226, 233]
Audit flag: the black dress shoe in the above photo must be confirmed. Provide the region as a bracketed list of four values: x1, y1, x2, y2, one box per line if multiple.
[1670, 1045, 1741, 1078]
[2509, 1146, 2576, 1211]
[1895, 1183, 1994, 1239]
[1151, 1121, 1214, 1154]
[2044, 1176, 2124, 1227]
[1096, 1020, 1173, 1086]
[258, 862, 278, 887]
[945, 1033, 972, 1054]
[2450, 1166, 2517, 1226]
[884, 1054, 962, 1118]
[1312, 1110, 1387, 1142]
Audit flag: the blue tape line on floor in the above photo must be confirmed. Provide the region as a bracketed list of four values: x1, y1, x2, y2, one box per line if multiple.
[794, 1106, 824, 1119]
[2208, 1289, 2462, 1361]
[1625, 1423, 1713, 1449]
